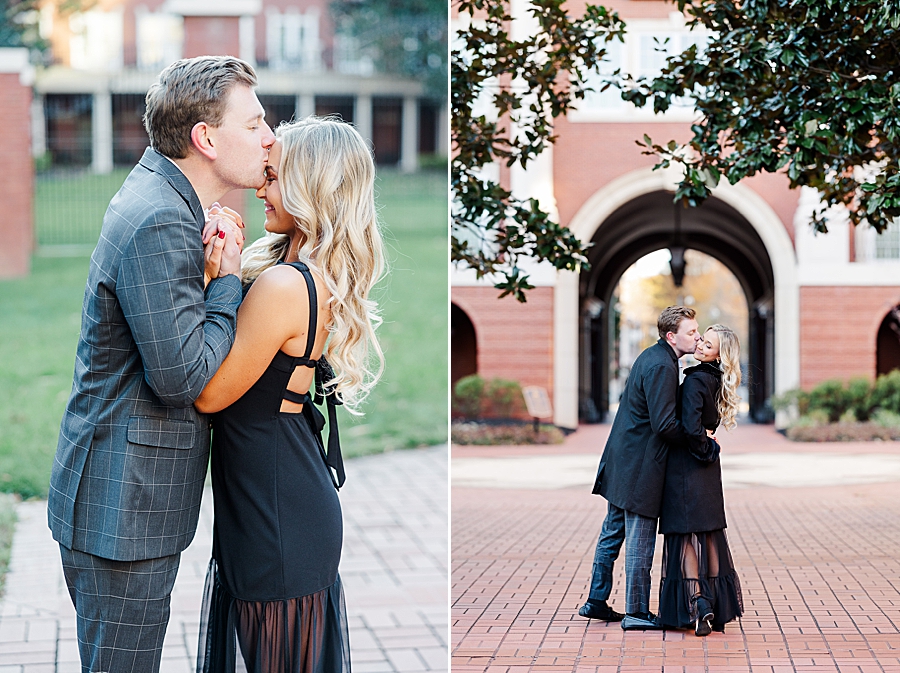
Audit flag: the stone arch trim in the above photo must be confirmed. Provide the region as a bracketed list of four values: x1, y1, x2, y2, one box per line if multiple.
[555, 167, 799, 425]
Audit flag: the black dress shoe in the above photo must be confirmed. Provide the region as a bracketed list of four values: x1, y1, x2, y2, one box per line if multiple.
[578, 600, 624, 621]
[621, 612, 663, 630]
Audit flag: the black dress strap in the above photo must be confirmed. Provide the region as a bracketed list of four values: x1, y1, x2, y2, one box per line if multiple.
[282, 261, 318, 365]
[280, 261, 346, 490]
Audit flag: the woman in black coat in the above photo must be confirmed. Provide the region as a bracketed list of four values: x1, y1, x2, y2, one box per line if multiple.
[658, 324, 743, 636]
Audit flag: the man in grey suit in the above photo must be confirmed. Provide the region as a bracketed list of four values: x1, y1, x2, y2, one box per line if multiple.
[48, 56, 275, 672]
[577, 306, 715, 630]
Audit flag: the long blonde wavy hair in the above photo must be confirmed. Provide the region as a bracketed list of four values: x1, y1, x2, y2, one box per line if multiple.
[706, 324, 741, 430]
[241, 117, 385, 412]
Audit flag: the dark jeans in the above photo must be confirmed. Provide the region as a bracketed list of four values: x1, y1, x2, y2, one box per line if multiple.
[587, 502, 658, 614]
[60, 545, 180, 673]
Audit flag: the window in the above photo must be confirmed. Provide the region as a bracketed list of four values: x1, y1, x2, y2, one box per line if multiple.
[266, 8, 321, 71]
[855, 220, 900, 262]
[69, 10, 123, 71]
[571, 19, 709, 121]
[135, 9, 183, 71]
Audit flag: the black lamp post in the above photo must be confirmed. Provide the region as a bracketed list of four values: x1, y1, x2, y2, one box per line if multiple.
[668, 203, 687, 287]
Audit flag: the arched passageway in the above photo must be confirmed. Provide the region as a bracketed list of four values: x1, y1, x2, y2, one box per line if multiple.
[579, 191, 776, 423]
[451, 303, 477, 386]
[877, 306, 900, 376]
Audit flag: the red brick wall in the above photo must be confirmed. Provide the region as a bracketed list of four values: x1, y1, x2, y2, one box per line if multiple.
[183, 16, 241, 58]
[0, 72, 32, 278]
[800, 286, 900, 389]
[452, 286, 555, 401]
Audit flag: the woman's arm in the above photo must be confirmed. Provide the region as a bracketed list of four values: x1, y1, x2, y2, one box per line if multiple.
[681, 375, 721, 463]
[194, 265, 312, 413]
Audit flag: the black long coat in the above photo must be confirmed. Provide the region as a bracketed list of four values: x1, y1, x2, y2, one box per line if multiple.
[658, 362, 727, 534]
[592, 339, 686, 519]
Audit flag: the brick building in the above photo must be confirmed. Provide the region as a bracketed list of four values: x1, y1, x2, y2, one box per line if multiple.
[451, 0, 900, 429]
[32, 0, 447, 174]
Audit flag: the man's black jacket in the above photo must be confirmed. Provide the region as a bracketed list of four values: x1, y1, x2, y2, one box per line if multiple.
[592, 338, 687, 518]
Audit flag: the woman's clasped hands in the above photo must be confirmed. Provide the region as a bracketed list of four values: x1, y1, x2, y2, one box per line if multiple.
[203, 202, 246, 286]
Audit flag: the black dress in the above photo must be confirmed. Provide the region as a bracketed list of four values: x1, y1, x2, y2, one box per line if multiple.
[197, 261, 350, 673]
[657, 362, 743, 631]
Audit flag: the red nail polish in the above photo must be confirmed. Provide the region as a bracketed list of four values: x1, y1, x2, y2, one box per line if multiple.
[218, 230, 226, 239]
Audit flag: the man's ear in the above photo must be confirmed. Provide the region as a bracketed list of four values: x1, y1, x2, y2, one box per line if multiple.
[190, 121, 217, 161]
[665, 331, 676, 347]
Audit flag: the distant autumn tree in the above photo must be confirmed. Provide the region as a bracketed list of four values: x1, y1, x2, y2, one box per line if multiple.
[625, 0, 900, 233]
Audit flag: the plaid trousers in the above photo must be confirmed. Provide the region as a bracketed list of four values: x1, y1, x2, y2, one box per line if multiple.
[588, 502, 658, 614]
[60, 545, 180, 673]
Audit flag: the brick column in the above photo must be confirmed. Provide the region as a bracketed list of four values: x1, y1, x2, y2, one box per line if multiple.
[0, 49, 34, 278]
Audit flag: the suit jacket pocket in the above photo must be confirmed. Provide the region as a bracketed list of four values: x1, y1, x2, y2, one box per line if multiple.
[127, 416, 196, 449]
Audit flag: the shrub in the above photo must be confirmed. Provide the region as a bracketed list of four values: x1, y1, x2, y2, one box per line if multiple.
[871, 370, 900, 415]
[806, 379, 851, 423]
[872, 408, 900, 428]
[846, 377, 875, 421]
[484, 378, 525, 418]
[453, 374, 485, 419]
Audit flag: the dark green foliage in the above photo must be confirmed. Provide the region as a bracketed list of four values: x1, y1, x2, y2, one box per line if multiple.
[453, 374, 486, 419]
[331, 0, 447, 99]
[775, 371, 900, 424]
[0, 0, 46, 50]
[451, 0, 625, 301]
[624, 0, 900, 233]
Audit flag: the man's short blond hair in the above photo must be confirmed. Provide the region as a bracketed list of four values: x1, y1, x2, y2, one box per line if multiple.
[657, 306, 696, 339]
[143, 56, 257, 159]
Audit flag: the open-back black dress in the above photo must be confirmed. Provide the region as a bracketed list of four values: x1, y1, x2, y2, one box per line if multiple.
[197, 261, 349, 673]
[657, 362, 743, 631]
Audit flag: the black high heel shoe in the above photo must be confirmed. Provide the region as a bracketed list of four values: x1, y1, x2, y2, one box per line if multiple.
[692, 597, 714, 637]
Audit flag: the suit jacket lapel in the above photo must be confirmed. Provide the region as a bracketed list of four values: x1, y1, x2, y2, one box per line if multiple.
[138, 148, 204, 228]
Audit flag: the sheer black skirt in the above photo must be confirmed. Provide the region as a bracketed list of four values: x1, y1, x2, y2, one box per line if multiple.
[658, 530, 743, 630]
[197, 559, 351, 673]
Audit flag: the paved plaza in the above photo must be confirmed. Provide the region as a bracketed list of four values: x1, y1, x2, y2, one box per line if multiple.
[0, 445, 448, 673]
[452, 425, 900, 673]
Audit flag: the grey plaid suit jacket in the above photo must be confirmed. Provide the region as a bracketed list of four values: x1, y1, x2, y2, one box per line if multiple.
[48, 148, 243, 562]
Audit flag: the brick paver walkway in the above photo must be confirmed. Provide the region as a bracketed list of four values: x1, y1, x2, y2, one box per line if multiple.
[0, 445, 448, 673]
[452, 426, 900, 673]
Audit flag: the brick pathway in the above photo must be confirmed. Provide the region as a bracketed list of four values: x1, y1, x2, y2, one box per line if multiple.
[0, 445, 448, 673]
[452, 426, 900, 673]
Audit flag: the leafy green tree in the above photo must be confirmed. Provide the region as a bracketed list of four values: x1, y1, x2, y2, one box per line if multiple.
[451, 0, 624, 301]
[625, 0, 900, 233]
[0, 0, 48, 50]
[331, 0, 447, 99]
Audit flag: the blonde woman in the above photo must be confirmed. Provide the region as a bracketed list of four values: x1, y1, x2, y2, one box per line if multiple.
[657, 325, 743, 637]
[194, 117, 384, 672]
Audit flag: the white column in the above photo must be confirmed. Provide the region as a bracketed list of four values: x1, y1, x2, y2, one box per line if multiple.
[91, 91, 113, 174]
[296, 93, 314, 120]
[354, 94, 372, 146]
[239, 16, 256, 65]
[31, 94, 46, 158]
[400, 95, 418, 172]
[554, 270, 580, 429]
[437, 99, 448, 156]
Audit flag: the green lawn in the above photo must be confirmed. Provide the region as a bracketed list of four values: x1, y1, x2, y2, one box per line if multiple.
[0, 168, 448, 499]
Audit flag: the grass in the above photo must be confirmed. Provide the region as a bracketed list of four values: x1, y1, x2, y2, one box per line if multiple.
[0, 167, 447, 499]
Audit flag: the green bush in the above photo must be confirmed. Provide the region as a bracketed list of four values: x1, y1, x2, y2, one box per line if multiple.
[806, 379, 850, 423]
[453, 374, 485, 419]
[846, 377, 876, 421]
[775, 371, 900, 429]
[871, 370, 900, 414]
[485, 378, 524, 418]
